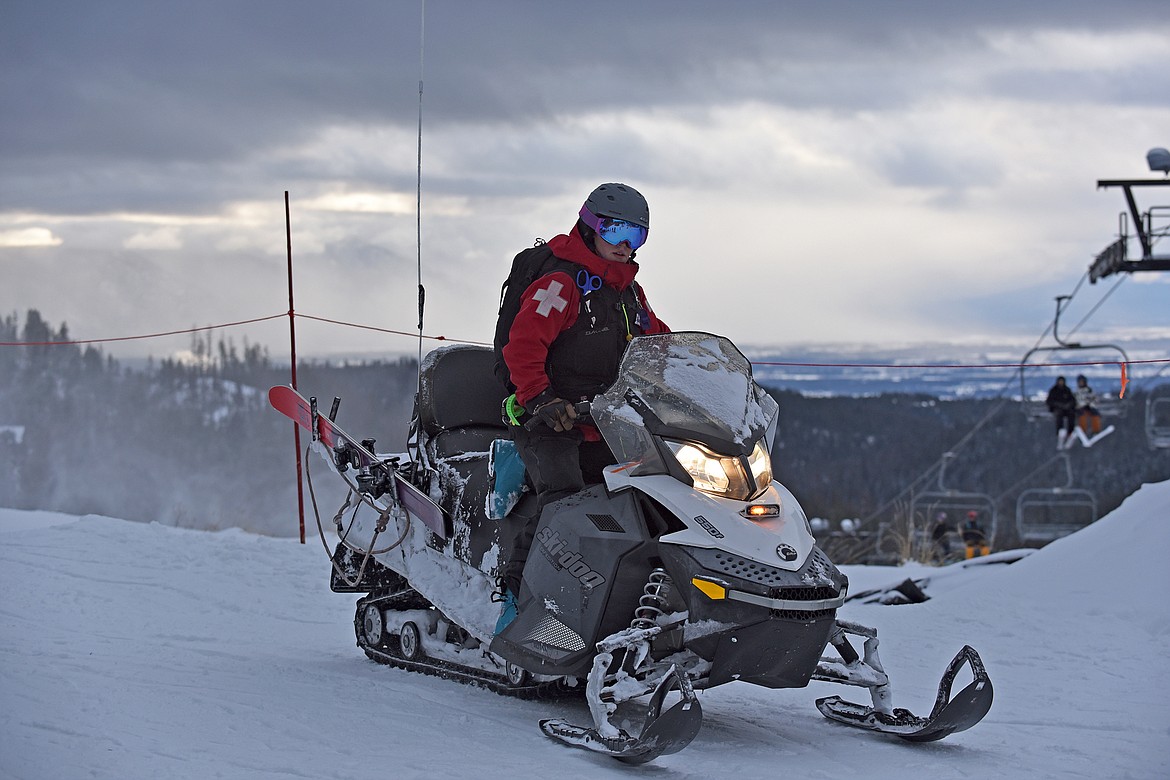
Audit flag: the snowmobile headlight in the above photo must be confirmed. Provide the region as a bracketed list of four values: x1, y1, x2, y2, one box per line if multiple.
[747, 441, 773, 489]
[666, 441, 732, 494]
[665, 439, 771, 501]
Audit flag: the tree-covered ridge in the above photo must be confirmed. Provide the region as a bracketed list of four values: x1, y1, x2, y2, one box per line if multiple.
[0, 310, 415, 536]
[774, 389, 1170, 561]
[2, 310, 1167, 555]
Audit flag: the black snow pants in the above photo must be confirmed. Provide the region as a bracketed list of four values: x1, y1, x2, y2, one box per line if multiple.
[498, 424, 616, 593]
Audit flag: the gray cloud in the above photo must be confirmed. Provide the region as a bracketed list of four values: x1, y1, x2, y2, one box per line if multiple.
[2, 0, 1168, 355]
[986, 64, 1170, 109]
[6, 2, 1163, 174]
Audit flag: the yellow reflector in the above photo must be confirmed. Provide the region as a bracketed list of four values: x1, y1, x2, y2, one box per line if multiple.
[691, 577, 727, 600]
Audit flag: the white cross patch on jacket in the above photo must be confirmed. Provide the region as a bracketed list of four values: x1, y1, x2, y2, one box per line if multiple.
[532, 279, 569, 317]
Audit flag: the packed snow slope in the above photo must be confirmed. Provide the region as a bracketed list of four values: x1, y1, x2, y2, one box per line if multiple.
[2, 483, 1169, 780]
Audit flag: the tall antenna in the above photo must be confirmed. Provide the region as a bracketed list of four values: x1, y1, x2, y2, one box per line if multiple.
[411, 0, 426, 469]
[416, 0, 426, 346]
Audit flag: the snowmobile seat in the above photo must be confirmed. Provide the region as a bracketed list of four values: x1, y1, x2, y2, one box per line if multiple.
[415, 344, 519, 525]
[416, 344, 509, 459]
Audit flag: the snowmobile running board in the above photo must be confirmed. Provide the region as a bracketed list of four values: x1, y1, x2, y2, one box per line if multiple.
[816, 645, 993, 741]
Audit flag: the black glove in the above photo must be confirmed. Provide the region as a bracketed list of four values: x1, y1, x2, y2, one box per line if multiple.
[530, 394, 577, 432]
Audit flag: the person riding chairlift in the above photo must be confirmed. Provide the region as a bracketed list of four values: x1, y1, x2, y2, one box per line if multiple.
[1075, 375, 1103, 435]
[961, 510, 990, 559]
[1045, 376, 1077, 450]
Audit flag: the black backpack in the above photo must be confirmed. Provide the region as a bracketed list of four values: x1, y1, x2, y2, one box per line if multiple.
[492, 240, 577, 392]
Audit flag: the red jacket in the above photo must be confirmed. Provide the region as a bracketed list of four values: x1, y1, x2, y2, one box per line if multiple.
[502, 227, 669, 438]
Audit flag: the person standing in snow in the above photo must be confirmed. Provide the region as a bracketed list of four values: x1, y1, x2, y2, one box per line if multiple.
[494, 182, 669, 630]
[1074, 374, 1102, 435]
[1045, 376, 1077, 449]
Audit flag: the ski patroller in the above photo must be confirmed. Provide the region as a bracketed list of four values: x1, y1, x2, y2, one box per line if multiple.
[268, 332, 994, 763]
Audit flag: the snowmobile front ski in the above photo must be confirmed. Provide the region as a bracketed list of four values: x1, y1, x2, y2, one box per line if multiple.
[540, 665, 702, 765]
[816, 644, 993, 741]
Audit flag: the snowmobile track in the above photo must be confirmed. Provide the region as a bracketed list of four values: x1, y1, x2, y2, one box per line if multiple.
[356, 639, 579, 700]
[352, 591, 578, 701]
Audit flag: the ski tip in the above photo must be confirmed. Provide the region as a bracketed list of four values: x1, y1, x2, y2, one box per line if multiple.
[267, 384, 296, 406]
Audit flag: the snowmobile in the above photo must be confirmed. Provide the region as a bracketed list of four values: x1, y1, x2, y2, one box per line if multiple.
[269, 332, 992, 764]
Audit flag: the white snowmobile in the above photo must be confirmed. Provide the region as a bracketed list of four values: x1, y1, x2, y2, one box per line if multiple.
[271, 331, 992, 764]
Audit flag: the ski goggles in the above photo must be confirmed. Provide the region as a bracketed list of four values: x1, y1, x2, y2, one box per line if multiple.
[578, 205, 648, 250]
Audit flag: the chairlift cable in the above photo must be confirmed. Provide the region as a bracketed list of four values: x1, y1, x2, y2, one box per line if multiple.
[1065, 274, 1129, 340]
[1130, 356, 1170, 394]
[993, 452, 1067, 506]
[856, 394, 1014, 529]
[852, 194, 1165, 546]
[857, 330, 1057, 530]
[1063, 270, 1090, 309]
[854, 270, 1113, 534]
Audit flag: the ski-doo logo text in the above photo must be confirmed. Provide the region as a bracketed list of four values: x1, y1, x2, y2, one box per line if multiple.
[776, 544, 798, 562]
[694, 515, 724, 539]
[536, 527, 607, 589]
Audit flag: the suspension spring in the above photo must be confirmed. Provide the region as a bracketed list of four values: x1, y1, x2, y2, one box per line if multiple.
[630, 568, 673, 630]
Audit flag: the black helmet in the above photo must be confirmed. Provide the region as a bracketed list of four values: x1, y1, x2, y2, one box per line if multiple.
[583, 183, 650, 229]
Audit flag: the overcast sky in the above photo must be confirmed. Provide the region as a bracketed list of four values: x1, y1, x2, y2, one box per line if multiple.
[2, 1, 1168, 361]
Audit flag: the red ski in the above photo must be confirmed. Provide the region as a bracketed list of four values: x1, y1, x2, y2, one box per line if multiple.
[268, 385, 448, 539]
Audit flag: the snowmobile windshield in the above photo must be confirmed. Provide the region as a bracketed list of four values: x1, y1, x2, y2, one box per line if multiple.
[591, 332, 779, 479]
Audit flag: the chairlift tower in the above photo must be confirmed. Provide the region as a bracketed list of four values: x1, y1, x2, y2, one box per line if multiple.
[1089, 148, 1170, 282]
[1089, 150, 1170, 448]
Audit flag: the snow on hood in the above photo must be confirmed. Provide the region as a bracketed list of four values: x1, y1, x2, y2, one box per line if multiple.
[661, 337, 766, 443]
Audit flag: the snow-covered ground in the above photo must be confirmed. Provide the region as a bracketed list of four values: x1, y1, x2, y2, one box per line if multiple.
[2, 482, 1169, 779]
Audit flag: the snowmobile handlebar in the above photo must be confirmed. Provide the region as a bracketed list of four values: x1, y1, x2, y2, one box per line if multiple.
[522, 400, 593, 431]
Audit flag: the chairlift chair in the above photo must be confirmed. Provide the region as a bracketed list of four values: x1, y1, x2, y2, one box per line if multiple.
[1015, 453, 1098, 544]
[906, 453, 998, 547]
[1147, 395, 1170, 450]
[1018, 296, 1129, 423]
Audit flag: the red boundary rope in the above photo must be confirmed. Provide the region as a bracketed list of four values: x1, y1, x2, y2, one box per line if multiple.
[294, 313, 488, 346]
[750, 357, 1170, 369]
[0, 313, 287, 347]
[1, 311, 1166, 370]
